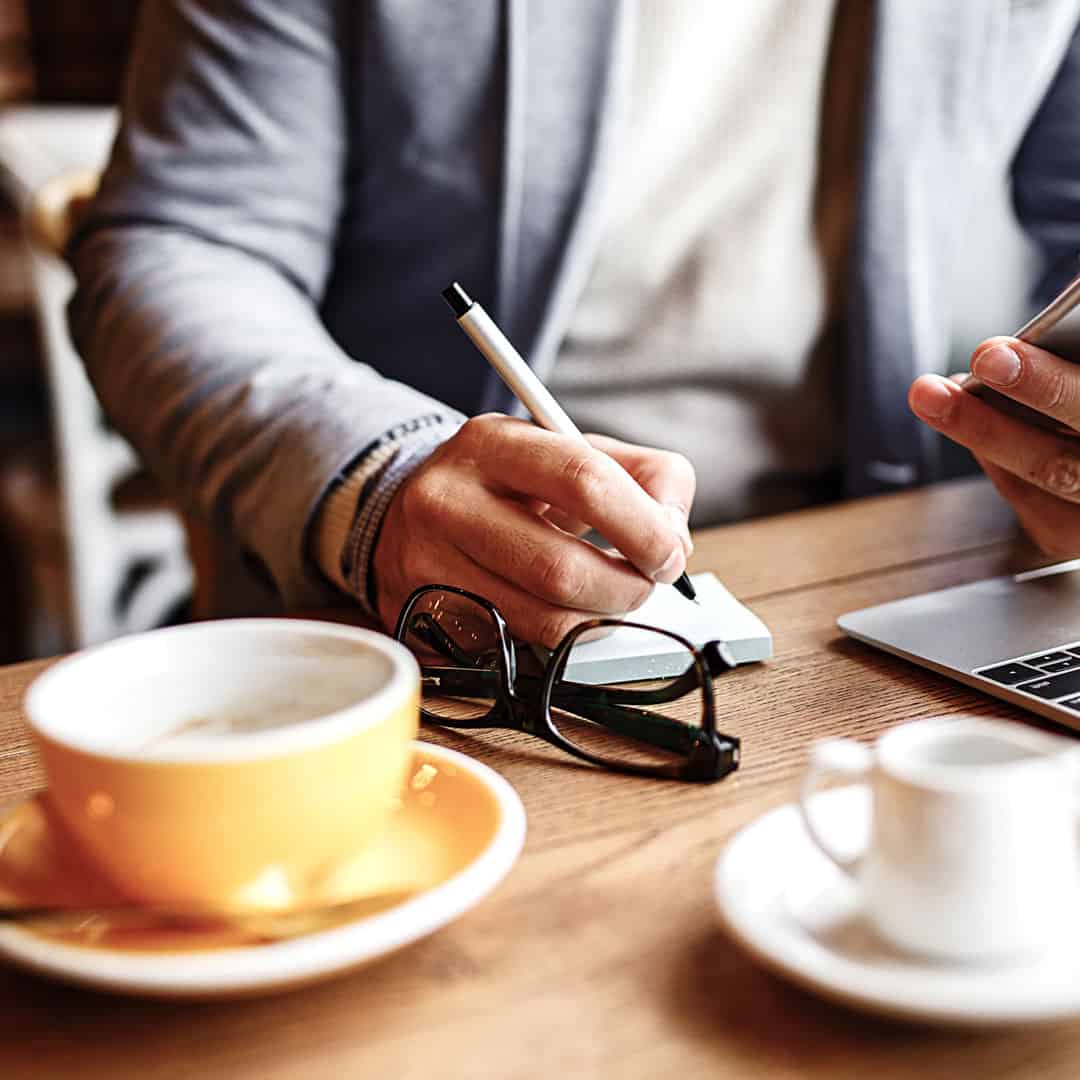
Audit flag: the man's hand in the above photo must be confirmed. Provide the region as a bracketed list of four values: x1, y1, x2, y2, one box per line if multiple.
[909, 335, 1080, 558]
[372, 414, 695, 647]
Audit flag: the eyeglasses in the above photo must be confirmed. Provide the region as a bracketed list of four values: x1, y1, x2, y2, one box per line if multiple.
[393, 584, 741, 782]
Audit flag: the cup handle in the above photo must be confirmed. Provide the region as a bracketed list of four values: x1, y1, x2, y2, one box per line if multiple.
[798, 738, 873, 881]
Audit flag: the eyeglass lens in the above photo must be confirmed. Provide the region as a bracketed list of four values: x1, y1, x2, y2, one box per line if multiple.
[548, 625, 707, 770]
[402, 589, 503, 722]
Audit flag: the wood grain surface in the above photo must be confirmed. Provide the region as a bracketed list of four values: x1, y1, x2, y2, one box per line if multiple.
[2, 477, 1078, 1079]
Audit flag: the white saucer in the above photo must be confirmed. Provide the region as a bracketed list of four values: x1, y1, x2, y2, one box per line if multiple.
[0, 742, 526, 999]
[714, 786, 1080, 1027]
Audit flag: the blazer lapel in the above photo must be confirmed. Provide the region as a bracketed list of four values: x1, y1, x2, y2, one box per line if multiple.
[485, 0, 631, 410]
[846, 0, 1011, 493]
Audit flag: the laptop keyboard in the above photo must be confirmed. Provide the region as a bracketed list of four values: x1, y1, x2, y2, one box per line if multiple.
[975, 646, 1080, 708]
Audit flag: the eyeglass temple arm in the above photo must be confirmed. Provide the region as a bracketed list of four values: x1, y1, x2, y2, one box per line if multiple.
[552, 697, 707, 754]
[421, 667, 707, 754]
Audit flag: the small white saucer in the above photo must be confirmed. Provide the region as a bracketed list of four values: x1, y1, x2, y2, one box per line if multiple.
[0, 742, 526, 999]
[714, 786, 1080, 1027]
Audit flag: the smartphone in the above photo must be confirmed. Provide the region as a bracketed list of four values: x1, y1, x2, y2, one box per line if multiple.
[959, 268, 1080, 433]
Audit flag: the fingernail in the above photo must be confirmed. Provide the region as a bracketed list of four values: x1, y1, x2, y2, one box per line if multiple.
[653, 547, 686, 585]
[911, 377, 955, 421]
[973, 343, 1021, 387]
[664, 503, 694, 556]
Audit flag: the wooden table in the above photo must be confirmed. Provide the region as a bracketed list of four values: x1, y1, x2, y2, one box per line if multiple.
[3, 477, 1080, 1078]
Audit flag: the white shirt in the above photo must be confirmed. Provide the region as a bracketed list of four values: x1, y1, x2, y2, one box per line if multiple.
[552, 0, 866, 524]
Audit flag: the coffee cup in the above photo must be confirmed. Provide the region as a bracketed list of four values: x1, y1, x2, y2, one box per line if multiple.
[798, 716, 1080, 963]
[24, 619, 419, 911]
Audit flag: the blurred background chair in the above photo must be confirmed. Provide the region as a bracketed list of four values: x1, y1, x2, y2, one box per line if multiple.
[0, 0, 196, 657]
[0, 106, 194, 649]
[0, 2, 281, 658]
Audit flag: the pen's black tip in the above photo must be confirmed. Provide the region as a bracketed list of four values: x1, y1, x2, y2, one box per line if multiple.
[674, 572, 697, 603]
[442, 282, 473, 318]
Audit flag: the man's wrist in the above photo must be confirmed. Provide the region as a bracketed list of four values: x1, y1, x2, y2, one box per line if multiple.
[312, 415, 460, 614]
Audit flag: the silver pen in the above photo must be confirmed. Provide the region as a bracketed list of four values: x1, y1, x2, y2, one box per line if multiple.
[442, 282, 697, 603]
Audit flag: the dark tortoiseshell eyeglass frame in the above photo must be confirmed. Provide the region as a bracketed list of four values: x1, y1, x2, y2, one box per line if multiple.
[394, 584, 741, 783]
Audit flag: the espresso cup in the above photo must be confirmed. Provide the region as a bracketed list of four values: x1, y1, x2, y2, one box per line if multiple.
[798, 716, 1080, 963]
[24, 619, 419, 911]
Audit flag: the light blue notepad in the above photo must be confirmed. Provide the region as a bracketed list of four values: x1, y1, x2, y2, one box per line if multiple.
[558, 572, 772, 685]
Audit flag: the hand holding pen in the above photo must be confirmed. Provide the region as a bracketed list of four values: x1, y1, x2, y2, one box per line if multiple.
[368, 289, 696, 647]
[443, 282, 698, 604]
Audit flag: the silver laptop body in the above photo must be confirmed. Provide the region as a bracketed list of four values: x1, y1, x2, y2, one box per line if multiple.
[838, 560, 1080, 729]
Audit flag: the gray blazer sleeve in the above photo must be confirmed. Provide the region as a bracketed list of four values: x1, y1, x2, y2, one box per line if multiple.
[1012, 17, 1080, 297]
[68, 0, 463, 607]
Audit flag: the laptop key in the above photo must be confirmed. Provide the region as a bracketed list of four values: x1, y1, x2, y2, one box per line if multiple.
[1039, 658, 1080, 675]
[1025, 651, 1073, 667]
[1060, 695, 1080, 710]
[1016, 669, 1080, 700]
[976, 662, 1046, 685]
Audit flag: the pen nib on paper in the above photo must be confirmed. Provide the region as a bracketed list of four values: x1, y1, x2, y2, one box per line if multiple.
[673, 573, 698, 605]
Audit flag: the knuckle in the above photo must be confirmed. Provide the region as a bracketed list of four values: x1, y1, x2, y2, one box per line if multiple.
[471, 412, 505, 435]
[463, 412, 507, 445]
[458, 413, 524, 466]
[562, 451, 611, 505]
[1042, 367, 1069, 415]
[456, 414, 492, 450]
[1035, 452, 1080, 498]
[529, 548, 586, 606]
[402, 471, 449, 521]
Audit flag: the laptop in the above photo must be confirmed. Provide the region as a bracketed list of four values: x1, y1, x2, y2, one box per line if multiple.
[838, 559, 1080, 729]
